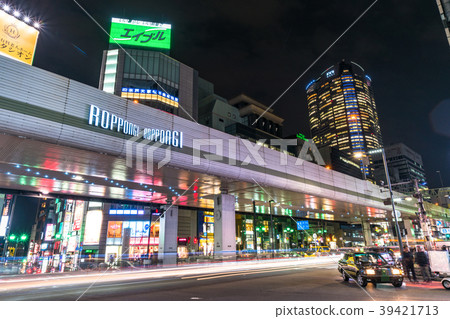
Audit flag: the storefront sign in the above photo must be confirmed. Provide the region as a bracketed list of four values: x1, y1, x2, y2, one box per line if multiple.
[441, 228, 450, 235]
[2, 197, 11, 216]
[88, 105, 184, 148]
[67, 236, 77, 253]
[121, 87, 178, 104]
[109, 18, 171, 50]
[72, 201, 85, 231]
[0, 216, 9, 237]
[83, 210, 103, 245]
[0, 10, 39, 65]
[45, 224, 54, 241]
[129, 237, 159, 245]
[107, 221, 123, 238]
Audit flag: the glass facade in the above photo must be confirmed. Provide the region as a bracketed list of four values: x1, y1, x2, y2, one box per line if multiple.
[101, 49, 181, 114]
[236, 213, 345, 254]
[307, 61, 383, 177]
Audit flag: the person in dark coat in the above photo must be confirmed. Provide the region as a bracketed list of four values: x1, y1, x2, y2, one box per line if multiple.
[401, 247, 417, 282]
[415, 247, 431, 282]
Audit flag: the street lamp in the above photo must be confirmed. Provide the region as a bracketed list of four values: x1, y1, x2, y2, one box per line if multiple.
[269, 200, 275, 259]
[7, 234, 29, 257]
[368, 148, 403, 254]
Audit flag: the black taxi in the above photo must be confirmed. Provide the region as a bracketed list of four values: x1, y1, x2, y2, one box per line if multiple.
[338, 252, 403, 287]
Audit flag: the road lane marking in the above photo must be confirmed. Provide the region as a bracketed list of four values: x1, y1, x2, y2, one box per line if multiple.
[194, 266, 315, 281]
[180, 265, 312, 280]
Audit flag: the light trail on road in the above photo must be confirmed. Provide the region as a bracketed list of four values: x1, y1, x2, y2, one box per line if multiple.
[0, 257, 336, 292]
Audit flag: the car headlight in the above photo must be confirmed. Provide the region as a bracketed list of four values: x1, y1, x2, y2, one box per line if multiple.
[392, 268, 402, 275]
[366, 269, 376, 275]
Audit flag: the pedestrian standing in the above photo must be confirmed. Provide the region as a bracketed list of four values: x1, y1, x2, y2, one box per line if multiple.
[401, 247, 417, 282]
[415, 247, 431, 282]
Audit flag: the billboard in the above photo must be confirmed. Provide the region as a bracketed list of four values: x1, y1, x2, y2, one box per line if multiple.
[83, 210, 103, 245]
[0, 10, 39, 65]
[45, 224, 54, 241]
[72, 201, 85, 231]
[109, 18, 171, 50]
[0, 216, 9, 237]
[107, 221, 123, 238]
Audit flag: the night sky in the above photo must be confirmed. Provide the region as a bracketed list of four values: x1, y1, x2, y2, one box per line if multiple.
[8, 0, 450, 188]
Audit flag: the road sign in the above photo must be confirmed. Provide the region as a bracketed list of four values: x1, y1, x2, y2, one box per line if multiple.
[436, 220, 443, 227]
[144, 224, 150, 231]
[440, 228, 450, 235]
[297, 220, 309, 231]
[391, 210, 401, 218]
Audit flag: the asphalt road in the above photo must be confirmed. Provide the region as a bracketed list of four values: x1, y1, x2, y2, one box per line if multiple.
[0, 259, 449, 301]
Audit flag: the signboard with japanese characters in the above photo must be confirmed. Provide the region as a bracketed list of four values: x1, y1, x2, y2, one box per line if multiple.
[109, 18, 171, 50]
[72, 201, 85, 231]
[0, 10, 39, 65]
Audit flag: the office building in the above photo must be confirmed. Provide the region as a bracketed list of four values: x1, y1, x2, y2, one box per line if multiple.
[306, 60, 383, 177]
[371, 143, 427, 194]
[318, 146, 364, 179]
[436, 0, 450, 47]
[98, 18, 198, 121]
[198, 84, 284, 145]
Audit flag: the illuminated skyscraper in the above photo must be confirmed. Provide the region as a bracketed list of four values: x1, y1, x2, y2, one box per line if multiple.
[306, 60, 383, 177]
[436, 0, 450, 47]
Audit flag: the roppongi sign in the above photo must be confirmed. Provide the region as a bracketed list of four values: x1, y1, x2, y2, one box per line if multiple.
[88, 105, 183, 148]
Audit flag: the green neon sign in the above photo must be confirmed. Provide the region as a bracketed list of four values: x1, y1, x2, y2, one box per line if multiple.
[296, 133, 308, 141]
[109, 18, 171, 50]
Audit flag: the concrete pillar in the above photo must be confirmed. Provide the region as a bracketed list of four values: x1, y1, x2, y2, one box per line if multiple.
[214, 193, 236, 260]
[362, 220, 373, 246]
[121, 228, 131, 260]
[158, 204, 178, 266]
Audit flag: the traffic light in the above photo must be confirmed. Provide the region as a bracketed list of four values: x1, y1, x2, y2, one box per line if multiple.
[20, 234, 28, 241]
[9, 234, 16, 241]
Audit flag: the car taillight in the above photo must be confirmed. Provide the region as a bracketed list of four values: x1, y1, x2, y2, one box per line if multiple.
[36, 269, 41, 274]
[26, 269, 32, 274]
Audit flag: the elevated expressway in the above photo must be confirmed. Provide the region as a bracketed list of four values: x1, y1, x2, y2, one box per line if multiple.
[0, 55, 448, 227]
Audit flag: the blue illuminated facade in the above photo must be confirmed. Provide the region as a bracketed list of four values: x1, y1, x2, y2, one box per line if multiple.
[306, 60, 383, 177]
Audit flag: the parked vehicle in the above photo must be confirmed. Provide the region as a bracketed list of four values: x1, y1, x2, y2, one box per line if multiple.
[441, 278, 450, 290]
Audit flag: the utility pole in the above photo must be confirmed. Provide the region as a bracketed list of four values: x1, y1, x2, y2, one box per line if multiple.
[369, 148, 404, 254]
[269, 200, 275, 259]
[413, 179, 433, 250]
[381, 148, 404, 254]
[252, 200, 257, 258]
[147, 209, 154, 263]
